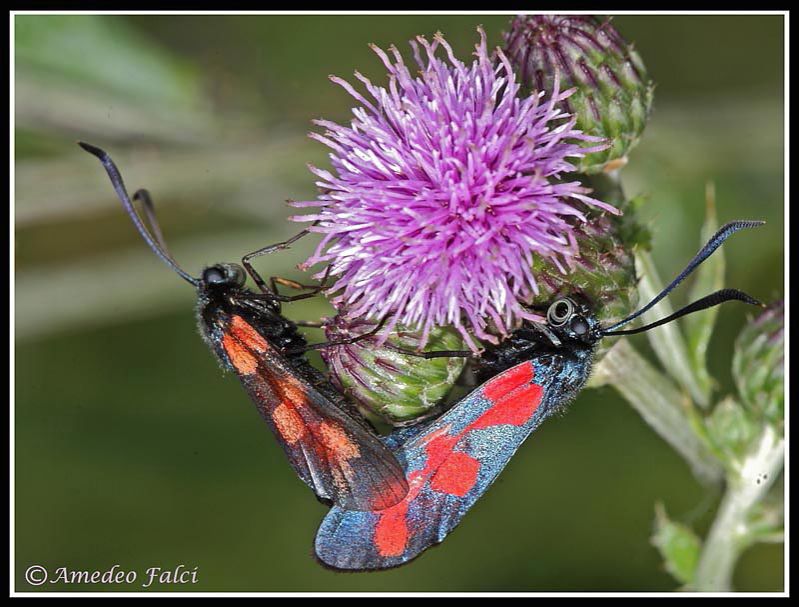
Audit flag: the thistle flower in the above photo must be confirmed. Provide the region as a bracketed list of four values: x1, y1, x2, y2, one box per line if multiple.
[504, 15, 654, 173]
[292, 28, 617, 349]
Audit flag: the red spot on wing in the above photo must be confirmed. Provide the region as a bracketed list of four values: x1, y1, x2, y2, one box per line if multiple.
[229, 314, 269, 352]
[470, 383, 543, 431]
[420, 428, 460, 470]
[222, 333, 259, 375]
[316, 421, 362, 495]
[430, 451, 480, 497]
[483, 361, 535, 402]
[221, 315, 271, 376]
[272, 402, 307, 444]
[374, 503, 410, 557]
[318, 422, 360, 459]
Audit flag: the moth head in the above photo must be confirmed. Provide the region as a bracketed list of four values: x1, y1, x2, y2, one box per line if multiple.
[545, 296, 601, 345]
[201, 263, 247, 290]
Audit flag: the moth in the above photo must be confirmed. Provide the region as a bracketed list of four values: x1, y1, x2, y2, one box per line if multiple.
[79, 142, 408, 511]
[314, 220, 764, 569]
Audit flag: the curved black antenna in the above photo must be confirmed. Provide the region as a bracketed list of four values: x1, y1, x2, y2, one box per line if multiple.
[602, 220, 765, 334]
[78, 142, 199, 286]
[602, 289, 763, 336]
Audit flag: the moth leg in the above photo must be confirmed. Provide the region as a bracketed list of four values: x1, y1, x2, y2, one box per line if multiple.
[285, 317, 389, 354]
[294, 320, 325, 328]
[270, 267, 331, 294]
[265, 265, 333, 302]
[239, 291, 317, 304]
[241, 223, 318, 294]
[381, 344, 475, 360]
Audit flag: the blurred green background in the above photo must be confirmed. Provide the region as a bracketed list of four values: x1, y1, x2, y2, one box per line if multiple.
[14, 14, 784, 592]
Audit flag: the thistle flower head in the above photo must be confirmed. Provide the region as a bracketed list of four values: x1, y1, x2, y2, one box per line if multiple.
[292, 28, 617, 349]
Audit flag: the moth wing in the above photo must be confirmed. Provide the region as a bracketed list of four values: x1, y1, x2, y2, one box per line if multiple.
[315, 358, 566, 570]
[221, 314, 408, 511]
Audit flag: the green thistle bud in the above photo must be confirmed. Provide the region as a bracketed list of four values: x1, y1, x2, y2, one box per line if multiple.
[321, 318, 467, 427]
[503, 15, 654, 173]
[733, 300, 784, 430]
[704, 397, 758, 466]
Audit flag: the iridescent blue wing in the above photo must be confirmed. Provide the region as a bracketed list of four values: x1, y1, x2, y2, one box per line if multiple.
[314, 355, 585, 570]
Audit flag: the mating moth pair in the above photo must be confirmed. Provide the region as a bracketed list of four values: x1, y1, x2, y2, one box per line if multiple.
[82, 142, 762, 571]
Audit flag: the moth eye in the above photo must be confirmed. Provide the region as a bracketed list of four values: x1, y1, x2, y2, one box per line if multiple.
[228, 264, 247, 287]
[202, 266, 226, 285]
[571, 316, 589, 336]
[547, 298, 574, 326]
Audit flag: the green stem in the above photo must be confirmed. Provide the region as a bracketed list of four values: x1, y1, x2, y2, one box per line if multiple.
[592, 340, 723, 485]
[691, 425, 784, 592]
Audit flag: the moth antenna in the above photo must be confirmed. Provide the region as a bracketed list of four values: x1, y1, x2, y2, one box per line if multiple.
[601, 289, 763, 336]
[78, 141, 199, 286]
[602, 220, 764, 334]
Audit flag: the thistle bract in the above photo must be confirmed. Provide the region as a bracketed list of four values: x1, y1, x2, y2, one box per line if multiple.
[321, 317, 467, 427]
[504, 15, 654, 173]
[292, 28, 617, 350]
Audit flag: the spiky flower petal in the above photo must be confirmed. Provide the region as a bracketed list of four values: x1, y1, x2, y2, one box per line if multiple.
[292, 28, 617, 349]
[504, 15, 654, 173]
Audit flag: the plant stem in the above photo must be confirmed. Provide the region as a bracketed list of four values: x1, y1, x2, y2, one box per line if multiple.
[592, 340, 724, 485]
[691, 425, 784, 591]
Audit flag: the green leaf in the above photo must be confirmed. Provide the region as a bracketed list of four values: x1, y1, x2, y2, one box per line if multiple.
[682, 183, 724, 398]
[651, 502, 702, 586]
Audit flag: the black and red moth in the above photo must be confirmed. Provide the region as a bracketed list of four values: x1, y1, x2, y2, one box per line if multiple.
[79, 142, 408, 511]
[314, 220, 764, 570]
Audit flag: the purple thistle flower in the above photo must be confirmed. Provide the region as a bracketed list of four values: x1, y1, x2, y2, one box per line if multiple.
[292, 28, 617, 350]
